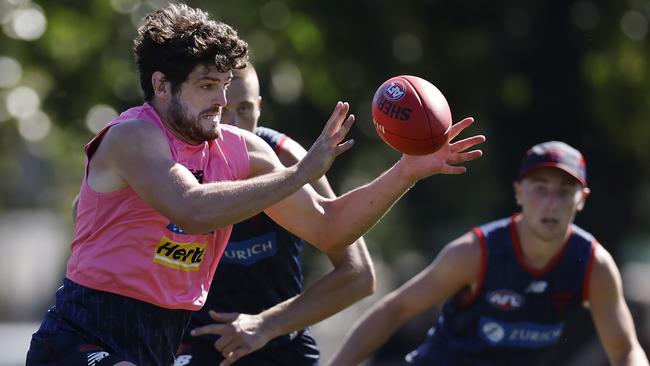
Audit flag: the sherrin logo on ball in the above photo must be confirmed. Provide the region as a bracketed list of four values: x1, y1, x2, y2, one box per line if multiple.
[371, 75, 452, 155]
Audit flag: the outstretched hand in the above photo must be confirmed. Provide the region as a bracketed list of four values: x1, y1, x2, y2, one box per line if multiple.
[400, 117, 486, 181]
[298, 101, 356, 183]
[190, 310, 270, 366]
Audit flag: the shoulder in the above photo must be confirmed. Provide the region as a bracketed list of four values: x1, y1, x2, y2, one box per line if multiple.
[106, 118, 163, 139]
[591, 244, 619, 280]
[441, 231, 483, 263]
[435, 231, 483, 282]
[99, 119, 168, 155]
[588, 243, 623, 301]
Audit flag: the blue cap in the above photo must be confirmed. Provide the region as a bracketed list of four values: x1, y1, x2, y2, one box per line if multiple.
[517, 141, 587, 187]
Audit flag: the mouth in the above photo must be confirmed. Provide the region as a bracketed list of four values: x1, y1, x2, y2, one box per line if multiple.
[201, 113, 220, 122]
[541, 217, 559, 226]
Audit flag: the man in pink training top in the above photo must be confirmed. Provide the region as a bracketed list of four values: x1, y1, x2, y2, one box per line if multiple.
[26, 3, 485, 366]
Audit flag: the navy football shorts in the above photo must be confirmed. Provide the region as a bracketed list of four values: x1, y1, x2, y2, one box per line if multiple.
[26, 279, 191, 366]
[175, 328, 319, 366]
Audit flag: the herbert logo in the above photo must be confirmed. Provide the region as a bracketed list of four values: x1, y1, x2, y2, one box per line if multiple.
[153, 237, 205, 271]
[383, 81, 406, 101]
[487, 289, 524, 310]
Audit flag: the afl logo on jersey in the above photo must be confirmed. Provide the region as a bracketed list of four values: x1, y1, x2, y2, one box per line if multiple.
[487, 290, 524, 310]
[383, 81, 406, 101]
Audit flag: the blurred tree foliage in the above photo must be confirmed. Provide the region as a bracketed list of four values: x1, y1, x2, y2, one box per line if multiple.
[1, 0, 649, 264]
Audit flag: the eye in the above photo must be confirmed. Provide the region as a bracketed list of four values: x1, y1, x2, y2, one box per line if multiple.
[237, 105, 251, 114]
[201, 84, 214, 90]
[533, 185, 548, 195]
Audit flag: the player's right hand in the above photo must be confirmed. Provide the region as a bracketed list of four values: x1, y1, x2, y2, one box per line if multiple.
[190, 310, 270, 366]
[398, 117, 485, 182]
[297, 101, 355, 183]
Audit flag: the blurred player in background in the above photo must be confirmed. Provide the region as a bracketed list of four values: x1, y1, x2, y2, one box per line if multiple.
[175, 64, 375, 366]
[328, 141, 649, 366]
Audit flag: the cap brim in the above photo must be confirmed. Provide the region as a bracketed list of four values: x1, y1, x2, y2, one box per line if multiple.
[517, 162, 587, 187]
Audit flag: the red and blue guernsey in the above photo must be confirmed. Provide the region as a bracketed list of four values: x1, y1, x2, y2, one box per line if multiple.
[405, 214, 597, 366]
[178, 126, 319, 365]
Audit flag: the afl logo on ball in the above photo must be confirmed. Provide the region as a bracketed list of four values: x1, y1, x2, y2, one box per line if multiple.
[383, 81, 406, 101]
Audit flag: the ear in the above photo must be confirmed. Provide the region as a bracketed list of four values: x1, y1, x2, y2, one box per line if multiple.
[257, 95, 263, 112]
[576, 187, 590, 211]
[513, 181, 523, 206]
[151, 71, 171, 99]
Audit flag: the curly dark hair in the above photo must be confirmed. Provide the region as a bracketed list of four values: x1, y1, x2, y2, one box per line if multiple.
[133, 3, 249, 101]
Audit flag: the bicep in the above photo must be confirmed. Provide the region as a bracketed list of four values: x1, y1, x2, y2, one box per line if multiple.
[101, 121, 199, 220]
[588, 246, 639, 362]
[388, 232, 482, 319]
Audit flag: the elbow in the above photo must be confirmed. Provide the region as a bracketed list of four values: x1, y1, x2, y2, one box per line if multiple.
[357, 260, 377, 297]
[359, 267, 376, 297]
[343, 261, 377, 300]
[168, 207, 217, 235]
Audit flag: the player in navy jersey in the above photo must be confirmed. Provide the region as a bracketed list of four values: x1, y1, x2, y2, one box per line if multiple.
[174, 64, 375, 366]
[328, 141, 649, 366]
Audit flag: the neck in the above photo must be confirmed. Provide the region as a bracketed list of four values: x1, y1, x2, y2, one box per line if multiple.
[515, 216, 569, 269]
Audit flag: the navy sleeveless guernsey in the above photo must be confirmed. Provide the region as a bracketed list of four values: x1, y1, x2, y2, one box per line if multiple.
[181, 126, 318, 366]
[405, 214, 596, 366]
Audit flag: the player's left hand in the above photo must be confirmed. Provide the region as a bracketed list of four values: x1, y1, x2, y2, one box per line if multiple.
[190, 310, 270, 366]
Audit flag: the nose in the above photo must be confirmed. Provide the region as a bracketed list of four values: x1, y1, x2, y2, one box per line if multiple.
[215, 88, 227, 107]
[544, 192, 562, 211]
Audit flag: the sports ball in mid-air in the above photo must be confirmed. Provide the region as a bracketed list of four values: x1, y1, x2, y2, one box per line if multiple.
[371, 75, 452, 155]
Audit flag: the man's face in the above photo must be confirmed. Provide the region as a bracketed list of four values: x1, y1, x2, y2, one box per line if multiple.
[167, 65, 232, 143]
[220, 72, 261, 132]
[514, 167, 589, 242]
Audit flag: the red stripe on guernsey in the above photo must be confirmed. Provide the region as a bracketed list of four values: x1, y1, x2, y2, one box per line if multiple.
[464, 227, 488, 306]
[581, 240, 598, 301]
[509, 214, 572, 277]
[274, 135, 288, 156]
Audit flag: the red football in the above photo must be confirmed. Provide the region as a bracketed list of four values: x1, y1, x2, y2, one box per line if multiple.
[371, 75, 452, 155]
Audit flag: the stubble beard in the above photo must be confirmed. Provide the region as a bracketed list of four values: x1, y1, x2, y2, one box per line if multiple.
[168, 93, 220, 143]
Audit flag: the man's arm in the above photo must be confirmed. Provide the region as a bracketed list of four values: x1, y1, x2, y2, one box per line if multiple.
[191, 136, 376, 366]
[90, 102, 355, 234]
[326, 231, 483, 366]
[263, 117, 485, 251]
[201, 242, 375, 366]
[588, 245, 649, 366]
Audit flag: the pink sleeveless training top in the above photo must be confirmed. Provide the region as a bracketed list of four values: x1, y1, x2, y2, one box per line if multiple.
[66, 103, 250, 310]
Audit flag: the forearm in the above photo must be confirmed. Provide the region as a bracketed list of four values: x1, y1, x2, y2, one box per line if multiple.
[177, 164, 308, 233]
[257, 249, 374, 339]
[313, 160, 416, 251]
[327, 297, 405, 366]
